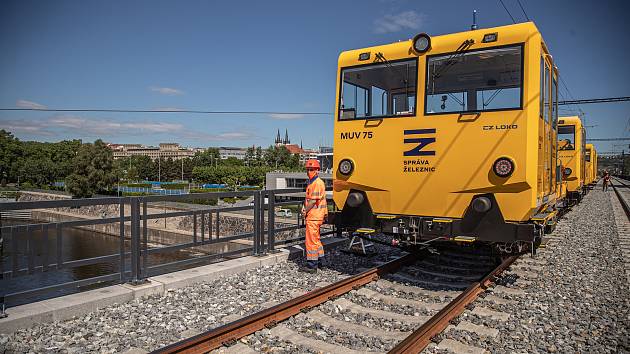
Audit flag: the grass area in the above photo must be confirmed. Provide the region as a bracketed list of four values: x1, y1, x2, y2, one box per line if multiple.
[0, 190, 20, 199]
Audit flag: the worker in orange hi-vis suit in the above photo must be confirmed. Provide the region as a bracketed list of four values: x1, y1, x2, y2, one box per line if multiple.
[300, 159, 328, 273]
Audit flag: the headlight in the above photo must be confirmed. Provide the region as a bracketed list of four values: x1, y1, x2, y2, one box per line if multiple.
[493, 157, 514, 177]
[412, 33, 431, 54]
[338, 159, 354, 176]
[563, 167, 572, 176]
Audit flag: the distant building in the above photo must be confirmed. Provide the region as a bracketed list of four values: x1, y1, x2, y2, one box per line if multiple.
[265, 172, 333, 190]
[273, 129, 321, 165]
[218, 147, 248, 160]
[275, 129, 291, 146]
[317, 146, 333, 173]
[108, 142, 195, 160]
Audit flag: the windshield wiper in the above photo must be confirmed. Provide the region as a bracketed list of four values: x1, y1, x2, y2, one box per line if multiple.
[431, 39, 475, 82]
[374, 52, 408, 85]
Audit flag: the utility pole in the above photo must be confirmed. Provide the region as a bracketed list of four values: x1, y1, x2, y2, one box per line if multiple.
[181, 157, 184, 181]
[158, 153, 161, 182]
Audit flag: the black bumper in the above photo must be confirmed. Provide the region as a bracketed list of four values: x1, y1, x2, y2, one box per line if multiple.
[341, 193, 537, 244]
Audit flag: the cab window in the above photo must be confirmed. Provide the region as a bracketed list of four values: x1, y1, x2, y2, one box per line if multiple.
[558, 125, 575, 150]
[425, 45, 522, 114]
[544, 61, 550, 122]
[585, 150, 591, 162]
[552, 75, 558, 128]
[339, 59, 417, 120]
[539, 57, 545, 119]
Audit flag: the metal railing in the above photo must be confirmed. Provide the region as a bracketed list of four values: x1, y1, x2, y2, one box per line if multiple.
[116, 186, 189, 195]
[0, 188, 333, 311]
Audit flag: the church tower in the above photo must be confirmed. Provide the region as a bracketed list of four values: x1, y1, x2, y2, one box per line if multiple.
[275, 129, 281, 145]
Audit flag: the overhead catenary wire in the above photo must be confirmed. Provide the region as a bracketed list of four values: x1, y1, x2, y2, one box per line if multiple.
[557, 96, 630, 105]
[516, 0, 530, 21]
[0, 96, 627, 115]
[498, 0, 516, 23]
[0, 108, 331, 115]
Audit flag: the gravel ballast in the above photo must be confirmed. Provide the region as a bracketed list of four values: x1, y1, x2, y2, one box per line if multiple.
[429, 185, 630, 353]
[0, 243, 403, 353]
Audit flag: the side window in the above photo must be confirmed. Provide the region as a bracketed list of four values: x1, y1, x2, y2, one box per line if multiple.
[558, 125, 575, 150]
[544, 60, 550, 123]
[552, 73, 558, 129]
[540, 57, 547, 118]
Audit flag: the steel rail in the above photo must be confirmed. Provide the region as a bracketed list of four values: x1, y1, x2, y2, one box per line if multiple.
[611, 178, 630, 220]
[151, 252, 418, 354]
[388, 254, 519, 354]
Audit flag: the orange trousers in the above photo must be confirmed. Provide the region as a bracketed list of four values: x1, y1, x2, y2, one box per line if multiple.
[305, 219, 324, 265]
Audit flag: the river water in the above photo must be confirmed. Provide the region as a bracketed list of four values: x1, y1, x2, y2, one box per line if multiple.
[0, 218, 231, 306]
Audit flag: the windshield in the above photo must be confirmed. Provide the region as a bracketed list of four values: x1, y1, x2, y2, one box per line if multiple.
[558, 125, 575, 150]
[339, 59, 417, 120]
[425, 45, 522, 114]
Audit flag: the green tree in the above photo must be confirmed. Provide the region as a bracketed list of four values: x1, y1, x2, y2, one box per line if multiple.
[263, 145, 300, 170]
[66, 139, 116, 198]
[223, 156, 244, 166]
[19, 157, 56, 187]
[255, 146, 264, 166]
[193, 148, 220, 167]
[0, 130, 22, 185]
[244, 147, 255, 166]
[133, 155, 155, 181]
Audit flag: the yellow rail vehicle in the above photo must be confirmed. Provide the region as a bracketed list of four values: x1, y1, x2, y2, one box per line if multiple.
[585, 143, 595, 186]
[333, 22, 561, 253]
[558, 116, 586, 202]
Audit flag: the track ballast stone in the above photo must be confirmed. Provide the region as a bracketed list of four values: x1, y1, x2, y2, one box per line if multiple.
[426, 185, 629, 353]
[0, 243, 403, 353]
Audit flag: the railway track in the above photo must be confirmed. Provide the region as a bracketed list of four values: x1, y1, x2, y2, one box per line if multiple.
[611, 177, 630, 219]
[152, 246, 519, 354]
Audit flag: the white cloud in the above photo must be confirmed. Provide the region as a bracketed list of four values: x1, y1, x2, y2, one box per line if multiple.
[1, 115, 255, 143]
[268, 113, 305, 120]
[16, 99, 47, 109]
[149, 86, 184, 95]
[0, 119, 53, 136]
[182, 130, 256, 142]
[373, 11, 425, 34]
[46, 115, 184, 136]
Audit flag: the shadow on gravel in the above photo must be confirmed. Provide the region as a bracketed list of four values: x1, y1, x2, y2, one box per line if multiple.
[285, 233, 504, 292]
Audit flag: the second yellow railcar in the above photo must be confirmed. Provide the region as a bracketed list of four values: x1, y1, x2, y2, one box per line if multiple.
[585, 143, 595, 186]
[558, 116, 586, 202]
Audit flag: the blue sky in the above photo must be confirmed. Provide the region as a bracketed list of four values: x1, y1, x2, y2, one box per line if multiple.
[0, 0, 628, 152]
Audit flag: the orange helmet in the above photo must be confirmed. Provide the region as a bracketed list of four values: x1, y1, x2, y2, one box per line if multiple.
[305, 159, 320, 170]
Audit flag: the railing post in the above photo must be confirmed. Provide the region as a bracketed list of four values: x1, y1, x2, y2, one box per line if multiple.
[253, 191, 260, 255]
[260, 190, 267, 255]
[142, 200, 148, 280]
[119, 200, 125, 282]
[267, 190, 276, 252]
[128, 197, 143, 285]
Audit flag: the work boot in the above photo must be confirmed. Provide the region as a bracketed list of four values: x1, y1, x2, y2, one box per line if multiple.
[299, 266, 317, 274]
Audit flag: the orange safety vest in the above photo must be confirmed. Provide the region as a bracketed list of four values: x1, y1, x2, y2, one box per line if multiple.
[305, 175, 328, 221]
